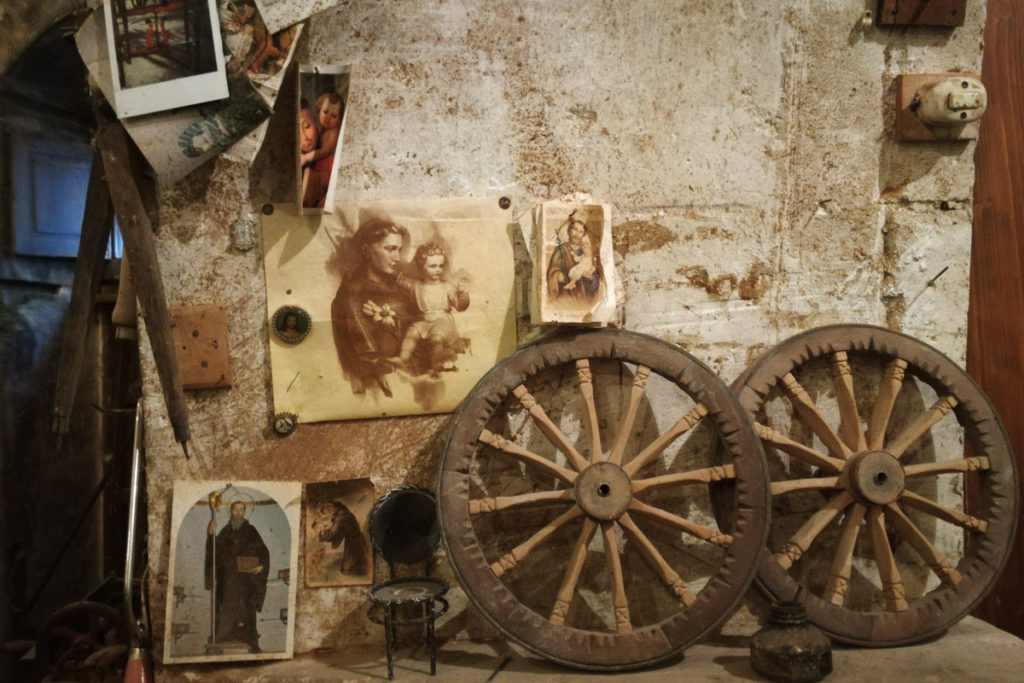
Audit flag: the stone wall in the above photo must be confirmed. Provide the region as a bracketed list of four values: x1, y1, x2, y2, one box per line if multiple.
[126, 0, 986, 662]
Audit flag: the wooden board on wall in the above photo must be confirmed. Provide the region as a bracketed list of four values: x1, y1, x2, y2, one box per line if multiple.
[968, 0, 1024, 639]
[168, 304, 233, 390]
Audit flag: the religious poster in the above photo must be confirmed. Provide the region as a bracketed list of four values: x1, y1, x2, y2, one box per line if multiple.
[531, 201, 617, 324]
[304, 479, 374, 587]
[262, 197, 517, 422]
[102, 0, 229, 119]
[298, 65, 350, 213]
[163, 481, 300, 663]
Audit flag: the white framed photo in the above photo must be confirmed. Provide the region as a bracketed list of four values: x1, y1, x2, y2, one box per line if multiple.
[103, 0, 229, 119]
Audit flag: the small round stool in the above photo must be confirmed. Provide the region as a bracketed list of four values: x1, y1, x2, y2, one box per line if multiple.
[368, 577, 449, 679]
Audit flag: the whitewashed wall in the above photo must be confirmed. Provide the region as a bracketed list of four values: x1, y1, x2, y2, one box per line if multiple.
[129, 0, 987, 664]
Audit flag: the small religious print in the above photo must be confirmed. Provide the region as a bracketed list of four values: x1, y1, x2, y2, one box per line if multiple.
[298, 65, 349, 213]
[304, 479, 374, 587]
[102, 0, 229, 119]
[533, 201, 617, 324]
[163, 481, 300, 663]
[262, 197, 517, 422]
[271, 305, 311, 344]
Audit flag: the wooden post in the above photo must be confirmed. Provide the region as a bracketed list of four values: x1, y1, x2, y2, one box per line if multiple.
[51, 150, 114, 443]
[95, 122, 191, 454]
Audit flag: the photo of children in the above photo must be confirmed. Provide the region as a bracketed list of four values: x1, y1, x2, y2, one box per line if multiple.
[297, 66, 349, 212]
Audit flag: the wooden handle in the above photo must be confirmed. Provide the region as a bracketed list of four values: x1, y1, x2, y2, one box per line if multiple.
[96, 122, 191, 451]
[52, 151, 114, 438]
[111, 251, 137, 340]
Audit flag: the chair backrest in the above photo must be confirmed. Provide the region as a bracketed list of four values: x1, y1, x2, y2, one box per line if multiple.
[369, 486, 440, 577]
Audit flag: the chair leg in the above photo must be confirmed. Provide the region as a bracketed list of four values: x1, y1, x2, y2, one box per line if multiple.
[386, 604, 396, 680]
[427, 600, 437, 676]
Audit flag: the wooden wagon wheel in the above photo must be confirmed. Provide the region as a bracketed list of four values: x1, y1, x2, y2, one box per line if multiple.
[437, 330, 769, 670]
[735, 324, 1018, 646]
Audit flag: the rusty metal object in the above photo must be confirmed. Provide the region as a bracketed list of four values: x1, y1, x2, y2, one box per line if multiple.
[735, 325, 1019, 646]
[750, 601, 832, 683]
[96, 122, 191, 454]
[437, 329, 769, 670]
[51, 150, 114, 442]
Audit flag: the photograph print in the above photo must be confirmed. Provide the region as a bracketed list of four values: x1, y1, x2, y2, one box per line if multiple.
[536, 201, 617, 324]
[163, 480, 300, 663]
[103, 0, 229, 118]
[298, 64, 350, 213]
[304, 478, 374, 587]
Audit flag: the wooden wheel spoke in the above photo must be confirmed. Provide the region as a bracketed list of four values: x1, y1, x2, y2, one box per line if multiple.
[470, 490, 575, 515]
[830, 351, 867, 451]
[770, 475, 841, 496]
[617, 513, 697, 607]
[884, 504, 963, 586]
[601, 522, 631, 634]
[631, 464, 735, 495]
[490, 506, 583, 578]
[866, 358, 908, 451]
[867, 506, 909, 611]
[780, 373, 852, 458]
[899, 490, 988, 533]
[904, 457, 990, 478]
[576, 360, 604, 463]
[822, 503, 866, 606]
[628, 499, 732, 547]
[622, 404, 708, 477]
[754, 422, 845, 474]
[886, 395, 958, 461]
[479, 429, 578, 485]
[513, 385, 590, 472]
[608, 365, 652, 465]
[775, 491, 855, 570]
[550, 518, 597, 626]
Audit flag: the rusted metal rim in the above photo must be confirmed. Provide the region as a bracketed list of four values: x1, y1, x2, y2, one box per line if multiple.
[736, 324, 1018, 647]
[437, 329, 770, 670]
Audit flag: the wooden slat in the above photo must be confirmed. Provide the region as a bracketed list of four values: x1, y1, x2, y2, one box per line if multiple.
[968, 0, 1024, 638]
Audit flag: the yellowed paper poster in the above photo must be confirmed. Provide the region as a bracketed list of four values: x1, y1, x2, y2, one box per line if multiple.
[263, 197, 517, 422]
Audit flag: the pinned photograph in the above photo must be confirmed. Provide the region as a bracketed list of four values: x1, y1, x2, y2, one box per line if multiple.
[218, 1, 302, 94]
[164, 481, 300, 663]
[102, 0, 229, 119]
[298, 65, 349, 213]
[262, 197, 517, 422]
[534, 202, 617, 324]
[304, 479, 375, 587]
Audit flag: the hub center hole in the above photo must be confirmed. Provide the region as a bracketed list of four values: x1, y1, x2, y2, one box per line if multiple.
[874, 472, 888, 485]
[597, 483, 611, 497]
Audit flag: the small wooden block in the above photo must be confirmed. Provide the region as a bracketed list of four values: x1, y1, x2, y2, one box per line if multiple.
[895, 73, 981, 141]
[168, 304, 233, 389]
[878, 1, 967, 27]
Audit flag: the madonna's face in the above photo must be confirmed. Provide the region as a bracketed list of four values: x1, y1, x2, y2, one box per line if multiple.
[367, 233, 404, 277]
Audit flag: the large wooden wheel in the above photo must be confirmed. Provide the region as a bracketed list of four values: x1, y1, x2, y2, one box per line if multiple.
[437, 330, 769, 670]
[736, 325, 1018, 646]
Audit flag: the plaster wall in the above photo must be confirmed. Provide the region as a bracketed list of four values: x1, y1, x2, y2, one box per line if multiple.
[128, 0, 986, 661]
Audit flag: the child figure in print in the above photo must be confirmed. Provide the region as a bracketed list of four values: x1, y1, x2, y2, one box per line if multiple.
[389, 242, 470, 377]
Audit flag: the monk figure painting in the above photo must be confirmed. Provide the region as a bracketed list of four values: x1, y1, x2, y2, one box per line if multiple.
[164, 481, 300, 663]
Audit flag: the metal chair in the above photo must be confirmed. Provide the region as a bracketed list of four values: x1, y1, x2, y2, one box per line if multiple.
[367, 486, 449, 679]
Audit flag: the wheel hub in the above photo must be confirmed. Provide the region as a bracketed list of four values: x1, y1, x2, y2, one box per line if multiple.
[846, 450, 905, 505]
[575, 462, 633, 520]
